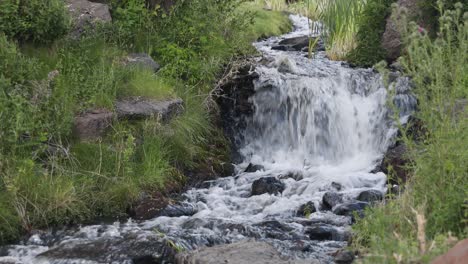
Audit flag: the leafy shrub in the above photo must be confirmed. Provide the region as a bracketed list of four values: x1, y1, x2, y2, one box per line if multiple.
[0, 0, 70, 43]
[347, 0, 394, 67]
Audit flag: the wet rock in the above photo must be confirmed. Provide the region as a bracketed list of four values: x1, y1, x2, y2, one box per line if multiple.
[381, 144, 411, 184]
[73, 109, 114, 141]
[39, 235, 177, 263]
[116, 97, 184, 121]
[254, 220, 295, 240]
[251, 177, 285, 196]
[387, 184, 403, 197]
[220, 162, 236, 177]
[333, 249, 355, 264]
[357, 190, 384, 203]
[157, 203, 197, 217]
[123, 53, 161, 73]
[296, 202, 317, 217]
[175, 241, 314, 264]
[322, 192, 343, 210]
[217, 63, 258, 156]
[333, 202, 369, 218]
[128, 194, 169, 220]
[66, 0, 112, 38]
[305, 225, 350, 241]
[272, 36, 319, 52]
[431, 239, 468, 264]
[244, 163, 264, 173]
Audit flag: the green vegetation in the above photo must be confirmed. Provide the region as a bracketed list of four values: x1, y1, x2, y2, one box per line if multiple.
[0, 0, 70, 44]
[348, 0, 394, 67]
[0, 0, 291, 243]
[353, 3, 467, 263]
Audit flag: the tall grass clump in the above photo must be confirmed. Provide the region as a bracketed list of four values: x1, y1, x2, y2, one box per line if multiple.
[353, 3, 467, 263]
[318, 0, 366, 60]
[253, 0, 287, 11]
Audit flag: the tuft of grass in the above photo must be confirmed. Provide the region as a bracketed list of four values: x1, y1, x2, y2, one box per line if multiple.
[119, 69, 175, 99]
[353, 3, 468, 263]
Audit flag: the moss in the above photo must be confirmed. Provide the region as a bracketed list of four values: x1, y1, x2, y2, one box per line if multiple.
[241, 3, 292, 42]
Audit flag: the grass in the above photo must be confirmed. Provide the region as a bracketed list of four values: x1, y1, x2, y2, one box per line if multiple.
[241, 2, 293, 42]
[0, 0, 291, 244]
[353, 4, 468, 263]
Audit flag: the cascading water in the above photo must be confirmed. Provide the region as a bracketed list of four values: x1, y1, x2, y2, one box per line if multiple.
[0, 15, 415, 264]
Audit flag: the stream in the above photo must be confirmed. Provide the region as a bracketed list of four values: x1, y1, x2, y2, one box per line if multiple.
[0, 15, 415, 264]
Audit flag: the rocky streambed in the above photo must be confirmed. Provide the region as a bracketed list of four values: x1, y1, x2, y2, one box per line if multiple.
[0, 15, 416, 264]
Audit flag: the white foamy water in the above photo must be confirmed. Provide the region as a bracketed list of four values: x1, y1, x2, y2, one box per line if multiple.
[0, 15, 415, 264]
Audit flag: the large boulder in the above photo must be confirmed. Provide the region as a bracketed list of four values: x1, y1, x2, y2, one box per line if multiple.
[175, 241, 315, 264]
[123, 53, 161, 73]
[251, 177, 285, 196]
[116, 97, 184, 121]
[66, 0, 112, 38]
[38, 235, 177, 263]
[73, 109, 114, 141]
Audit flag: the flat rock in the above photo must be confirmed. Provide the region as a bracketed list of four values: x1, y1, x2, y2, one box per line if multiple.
[124, 53, 161, 73]
[66, 0, 112, 37]
[251, 177, 285, 196]
[73, 109, 114, 141]
[116, 97, 184, 121]
[175, 241, 316, 264]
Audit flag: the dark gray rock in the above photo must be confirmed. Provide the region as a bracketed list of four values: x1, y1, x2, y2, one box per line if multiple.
[251, 177, 285, 196]
[305, 224, 351, 241]
[381, 144, 410, 184]
[157, 203, 197, 217]
[73, 109, 114, 141]
[273, 36, 324, 52]
[333, 202, 369, 218]
[124, 53, 161, 73]
[220, 162, 236, 177]
[244, 163, 264, 173]
[279, 171, 304, 181]
[128, 194, 169, 220]
[322, 192, 343, 210]
[39, 235, 177, 263]
[66, 0, 112, 38]
[296, 202, 317, 217]
[116, 97, 184, 121]
[357, 190, 384, 203]
[331, 182, 342, 191]
[334, 249, 355, 264]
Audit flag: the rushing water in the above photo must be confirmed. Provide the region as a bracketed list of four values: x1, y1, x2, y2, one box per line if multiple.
[0, 15, 415, 264]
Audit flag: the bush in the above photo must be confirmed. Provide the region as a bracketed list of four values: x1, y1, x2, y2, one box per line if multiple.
[347, 0, 394, 67]
[0, 0, 70, 43]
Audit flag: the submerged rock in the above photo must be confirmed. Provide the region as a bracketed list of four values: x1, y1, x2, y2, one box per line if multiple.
[272, 36, 320, 52]
[116, 97, 184, 121]
[357, 190, 384, 203]
[322, 192, 343, 210]
[175, 241, 314, 264]
[251, 177, 285, 196]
